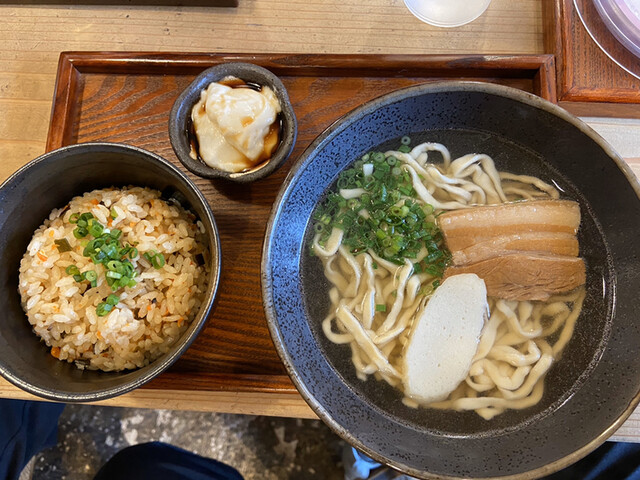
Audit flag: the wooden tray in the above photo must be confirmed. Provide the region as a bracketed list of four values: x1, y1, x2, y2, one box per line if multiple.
[544, 0, 640, 118]
[47, 52, 556, 398]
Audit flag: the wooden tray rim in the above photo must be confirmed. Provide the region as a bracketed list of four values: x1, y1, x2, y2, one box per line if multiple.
[46, 51, 556, 396]
[546, 0, 640, 104]
[47, 51, 557, 152]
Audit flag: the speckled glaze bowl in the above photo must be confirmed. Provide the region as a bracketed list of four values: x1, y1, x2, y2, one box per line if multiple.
[0, 143, 221, 402]
[262, 82, 640, 479]
[169, 62, 297, 183]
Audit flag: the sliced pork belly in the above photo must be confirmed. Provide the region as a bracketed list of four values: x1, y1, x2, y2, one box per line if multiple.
[443, 253, 586, 301]
[439, 200, 581, 252]
[451, 231, 579, 265]
[403, 274, 487, 404]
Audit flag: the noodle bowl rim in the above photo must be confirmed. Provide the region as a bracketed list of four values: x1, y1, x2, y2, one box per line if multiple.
[262, 81, 639, 479]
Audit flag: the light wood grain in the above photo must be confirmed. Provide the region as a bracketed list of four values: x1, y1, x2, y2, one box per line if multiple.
[583, 117, 640, 157]
[0, 0, 543, 173]
[0, 0, 545, 415]
[1, 376, 638, 441]
[36, 51, 556, 397]
[0, 377, 317, 418]
[0, 0, 639, 446]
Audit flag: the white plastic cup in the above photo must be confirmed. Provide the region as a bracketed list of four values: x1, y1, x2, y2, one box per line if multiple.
[403, 0, 493, 27]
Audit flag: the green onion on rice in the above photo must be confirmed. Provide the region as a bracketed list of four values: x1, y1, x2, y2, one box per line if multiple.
[18, 187, 209, 372]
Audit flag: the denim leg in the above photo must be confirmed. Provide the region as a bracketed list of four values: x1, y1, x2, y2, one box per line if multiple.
[93, 442, 244, 480]
[543, 441, 640, 480]
[0, 399, 65, 480]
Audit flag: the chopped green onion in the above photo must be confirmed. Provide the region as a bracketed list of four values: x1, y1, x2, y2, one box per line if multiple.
[73, 227, 88, 239]
[106, 260, 120, 271]
[65, 265, 80, 276]
[64, 210, 173, 314]
[151, 253, 165, 269]
[110, 207, 118, 219]
[96, 302, 113, 317]
[54, 238, 73, 252]
[106, 294, 119, 306]
[88, 220, 104, 237]
[375, 304, 387, 312]
[401, 135, 411, 145]
[310, 138, 450, 281]
[101, 243, 117, 259]
[142, 250, 165, 270]
[84, 270, 97, 282]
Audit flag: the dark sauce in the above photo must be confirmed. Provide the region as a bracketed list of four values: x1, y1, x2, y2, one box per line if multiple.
[187, 77, 283, 173]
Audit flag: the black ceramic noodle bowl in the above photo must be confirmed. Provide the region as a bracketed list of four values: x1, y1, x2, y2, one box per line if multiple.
[262, 82, 640, 478]
[0, 143, 221, 402]
[169, 62, 297, 183]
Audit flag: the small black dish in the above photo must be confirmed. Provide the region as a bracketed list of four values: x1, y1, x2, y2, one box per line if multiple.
[169, 62, 297, 183]
[0, 142, 221, 402]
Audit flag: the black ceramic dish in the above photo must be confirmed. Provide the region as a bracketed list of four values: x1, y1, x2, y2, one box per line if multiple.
[262, 82, 640, 479]
[168, 62, 297, 183]
[0, 143, 221, 402]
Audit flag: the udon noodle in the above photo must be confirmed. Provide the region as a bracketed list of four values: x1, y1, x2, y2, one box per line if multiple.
[312, 141, 585, 420]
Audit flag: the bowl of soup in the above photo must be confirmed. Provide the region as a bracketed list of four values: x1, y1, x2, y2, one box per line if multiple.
[169, 62, 297, 183]
[261, 82, 640, 478]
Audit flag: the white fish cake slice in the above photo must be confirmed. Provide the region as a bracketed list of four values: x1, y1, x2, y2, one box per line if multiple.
[403, 273, 488, 403]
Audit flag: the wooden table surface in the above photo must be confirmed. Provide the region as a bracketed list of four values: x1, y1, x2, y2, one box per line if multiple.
[1, 0, 639, 443]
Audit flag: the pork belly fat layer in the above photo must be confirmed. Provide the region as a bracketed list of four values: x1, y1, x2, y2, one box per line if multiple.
[451, 232, 580, 265]
[439, 200, 581, 251]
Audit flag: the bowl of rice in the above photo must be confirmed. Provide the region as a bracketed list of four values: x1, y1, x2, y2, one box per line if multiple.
[0, 142, 221, 402]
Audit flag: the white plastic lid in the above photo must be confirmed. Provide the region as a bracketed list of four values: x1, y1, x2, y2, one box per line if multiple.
[403, 0, 492, 28]
[594, 0, 640, 58]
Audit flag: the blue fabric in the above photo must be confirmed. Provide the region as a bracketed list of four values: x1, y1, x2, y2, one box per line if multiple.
[93, 442, 244, 480]
[0, 399, 64, 480]
[343, 447, 381, 480]
[347, 442, 640, 480]
[543, 442, 640, 480]
[1, 397, 639, 480]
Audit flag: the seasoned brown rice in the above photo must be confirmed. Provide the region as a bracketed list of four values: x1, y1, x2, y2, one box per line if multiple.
[18, 186, 209, 372]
